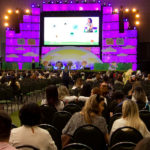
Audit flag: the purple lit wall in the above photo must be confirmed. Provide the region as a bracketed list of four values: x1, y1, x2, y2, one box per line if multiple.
[5, 3, 137, 70]
[102, 6, 137, 70]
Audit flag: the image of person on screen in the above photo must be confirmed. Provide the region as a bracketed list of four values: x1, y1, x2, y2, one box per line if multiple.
[87, 18, 93, 32]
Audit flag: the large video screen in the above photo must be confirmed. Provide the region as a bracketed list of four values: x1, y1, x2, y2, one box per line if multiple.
[41, 11, 101, 46]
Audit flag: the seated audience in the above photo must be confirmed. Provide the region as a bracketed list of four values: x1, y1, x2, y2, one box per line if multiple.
[9, 103, 57, 150]
[134, 137, 150, 150]
[110, 100, 150, 138]
[91, 87, 100, 95]
[131, 86, 148, 110]
[58, 85, 77, 104]
[40, 85, 64, 124]
[0, 111, 16, 150]
[61, 94, 109, 147]
[78, 82, 92, 102]
[109, 90, 124, 116]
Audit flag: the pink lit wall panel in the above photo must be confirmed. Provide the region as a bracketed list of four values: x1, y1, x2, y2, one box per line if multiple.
[32, 8, 40, 15]
[112, 14, 119, 22]
[31, 16, 40, 23]
[103, 7, 112, 14]
[20, 23, 40, 31]
[23, 15, 32, 23]
[6, 31, 15, 38]
[103, 15, 112, 22]
[43, 4, 101, 11]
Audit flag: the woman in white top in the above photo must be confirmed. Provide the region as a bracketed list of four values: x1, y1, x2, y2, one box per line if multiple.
[110, 100, 150, 138]
[58, 85, 77, 104]
[9, 103, 57, 150]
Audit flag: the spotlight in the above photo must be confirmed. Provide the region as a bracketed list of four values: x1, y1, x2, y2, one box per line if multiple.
[4, 15, 9, 20]
[114, 8, 119, 13]
[79, 7, 83, 11]
[4, 22, 9, 27]
[108, 4, 111, 6]
[56, 0, 59, 4]
[25, 9, 30, 14]
[70, 1, 73, 3]
[37, 4, 40, 8]
[132, 8, 137, 12]
[8, 9, 12, 14]
[96, 7, 99, 10]
[64, 0, 68, 3]
[98, 0, 101, 3]
[136, 14, 140, 18]
[15, 9, 19, 14]
[125, 8, 129, 12]
[31, 4, 35, 8]
[135, 21, 140, 25]
[59, 1, 63, 3]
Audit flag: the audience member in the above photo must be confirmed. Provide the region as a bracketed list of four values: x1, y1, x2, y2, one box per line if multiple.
[62, 94, 109, 147]
[110, 100, 150, 138]
[0, 111, 16, 150]
[134, 137, 150, 150]
[9, 103, 57, 150]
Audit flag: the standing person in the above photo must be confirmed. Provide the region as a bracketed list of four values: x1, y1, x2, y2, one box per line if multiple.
[61, 66, 71, 88]
[0, 111, 17, 150]
[32, 58, 35, 70]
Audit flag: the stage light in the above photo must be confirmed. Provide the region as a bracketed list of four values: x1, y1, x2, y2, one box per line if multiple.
[43, 1, 46, 4]
[8, 9, 12, 14]
[108, 4, 111, 6]
[79, 7, 83, 11]
[37, 4, 40, 8]
[25, 9, 30, 14]
[114, 8, 119, 13]
[135, 21, 140, 25]
[125, 8, 129, 12]
[15, 9, 19, 14]
[31, 4, 35, 8]
[64, 0, 68, 3]
[132, 8, 137, 12]
[136, 14, 140, 18]
[96, 7, 99, 10]
[4, 15, 9, 20]
[56, 0, 59, 4]
[70, 1, 73, 3]
[4, 22, 9, 27]
[59, 1, 63, 3]
[98, 0, 101, 3]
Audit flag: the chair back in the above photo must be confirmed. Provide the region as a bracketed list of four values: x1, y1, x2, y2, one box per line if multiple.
[62, 143, 93, 150]
[51, 111, 72, 133]
[108, 113, 122, 133]
[73, 124, 107, 150]
[63, 104, 81, 115]
[16, 145, 39, 150]
[39, 124, 62, 150]
[110, 142, 136, 150]
[139, 110, 150, 131]
[110, 126, 143, 147]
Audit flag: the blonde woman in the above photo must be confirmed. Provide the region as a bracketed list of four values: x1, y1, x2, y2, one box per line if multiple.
[110, 100, 150, 138]
[61, 94, 109, 147]
[58, 85, 77, 104]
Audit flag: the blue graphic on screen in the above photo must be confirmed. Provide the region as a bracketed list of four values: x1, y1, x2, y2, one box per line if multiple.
[44, 17, 99, 45]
